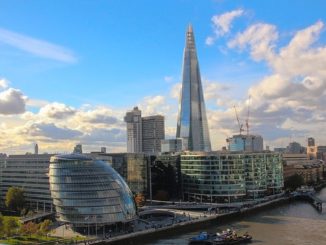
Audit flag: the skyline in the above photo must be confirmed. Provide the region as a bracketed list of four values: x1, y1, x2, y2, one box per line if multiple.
[0, 0, 325, 154]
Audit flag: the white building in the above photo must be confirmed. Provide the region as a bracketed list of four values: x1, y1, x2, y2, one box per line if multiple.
[124, 107, 165, 154]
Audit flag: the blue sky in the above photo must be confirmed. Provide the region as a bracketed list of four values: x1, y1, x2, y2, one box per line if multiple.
[0, 0, 325, 153]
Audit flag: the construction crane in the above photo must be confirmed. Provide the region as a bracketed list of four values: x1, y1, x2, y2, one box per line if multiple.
[245, 95, 251, 135]
[233, 105, 244, 135]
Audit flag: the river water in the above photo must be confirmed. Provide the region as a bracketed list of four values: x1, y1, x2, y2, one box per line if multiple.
[148, 188, 326, 245]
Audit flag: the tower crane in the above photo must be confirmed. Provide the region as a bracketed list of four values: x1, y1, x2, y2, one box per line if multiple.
[246, 95, 251, 135]
[233, 105, 244, 135]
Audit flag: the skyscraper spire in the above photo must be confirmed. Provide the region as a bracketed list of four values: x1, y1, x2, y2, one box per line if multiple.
[176, 25, 211, 152]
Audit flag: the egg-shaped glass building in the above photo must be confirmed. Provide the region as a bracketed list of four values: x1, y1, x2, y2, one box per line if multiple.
[49, 154, 136, 228]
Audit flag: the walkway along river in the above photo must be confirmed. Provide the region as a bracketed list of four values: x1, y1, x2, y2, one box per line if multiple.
[148, 188, 326, 245]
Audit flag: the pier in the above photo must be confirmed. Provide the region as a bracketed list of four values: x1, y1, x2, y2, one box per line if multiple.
[292, 188, 323, 211]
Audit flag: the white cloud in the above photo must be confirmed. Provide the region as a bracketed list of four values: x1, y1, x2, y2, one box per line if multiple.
[164, 76, 174, 83]
[39, 102, 76, 119]
[228, 23, 278, 61]
[0, 27, 77, 63]
[26, 98, 49, 108]
[138, 95, 168, 116]
[0, 78, 9, 89]
[170, 83, 182, 99]
[75, 106, 120, 125]
[21, 122, 83, 140]
[0, 88, 26, 115]
[207, 9, 244, 45]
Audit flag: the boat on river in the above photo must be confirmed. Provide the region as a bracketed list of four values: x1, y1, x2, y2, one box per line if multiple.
[189, 229, 252, 245]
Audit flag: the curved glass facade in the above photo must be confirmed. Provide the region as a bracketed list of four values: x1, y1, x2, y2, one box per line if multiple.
[49, 154, 136, 227]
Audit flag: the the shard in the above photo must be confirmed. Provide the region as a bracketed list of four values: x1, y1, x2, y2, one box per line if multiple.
[176, 24, 211, 152]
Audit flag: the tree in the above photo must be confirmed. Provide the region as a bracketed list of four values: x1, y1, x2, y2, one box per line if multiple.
[39, 219, 52, 235]
[5, 187, 25, 211]
[284, 174, 305, 191]
[134, 193, 145, 207]
[3, 217, 20, 237]
[20, 222, 39, 237]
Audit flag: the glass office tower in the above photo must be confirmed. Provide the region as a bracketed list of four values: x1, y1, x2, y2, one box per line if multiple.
[176, 25, 211, 151]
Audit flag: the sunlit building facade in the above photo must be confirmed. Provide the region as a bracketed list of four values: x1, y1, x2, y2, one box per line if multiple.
[0, 154, 54, 211]
[49, 154, 136, 228]
[181, 152, 283, 203]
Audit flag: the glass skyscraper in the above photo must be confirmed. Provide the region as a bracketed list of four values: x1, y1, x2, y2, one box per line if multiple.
[176, 25, 211, 152]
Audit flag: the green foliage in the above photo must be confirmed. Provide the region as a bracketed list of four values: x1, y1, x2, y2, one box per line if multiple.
[3, 217, 20, 237]
[284, 174, 305, 191]
[39, 219, 52, 235]
[5, 187, 25, 211]
[20, 222, 39, 237]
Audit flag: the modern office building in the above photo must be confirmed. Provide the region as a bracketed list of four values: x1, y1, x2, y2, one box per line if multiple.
[227, 134, 264, 152]
[124, 107, 142, 153]
[176, 25, 211, 152]
[124, 107, 165, 154]
[73, 144, 83, 154]
[308, 137, 315, 147]
[152, 153, 182, 200]
[49, 154, 137, 229]
[142, 115, 165, 153]
[286, 142, 305, 154]
[180, 151, 283, 202]
[0, 154, 54, 211]
[161, 138, 183, 153]
[90, 152, 149, 195]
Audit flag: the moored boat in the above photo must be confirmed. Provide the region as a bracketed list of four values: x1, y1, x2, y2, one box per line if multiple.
[214, 231, 252, 245]
[188, 231, 214, 245]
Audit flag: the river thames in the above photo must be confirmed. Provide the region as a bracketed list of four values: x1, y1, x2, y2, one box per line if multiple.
[147, 188, 326, 245]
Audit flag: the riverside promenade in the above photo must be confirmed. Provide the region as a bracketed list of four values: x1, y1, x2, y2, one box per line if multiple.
[77, 194, 290, 245]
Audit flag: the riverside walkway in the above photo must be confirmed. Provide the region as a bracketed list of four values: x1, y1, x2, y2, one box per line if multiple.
[75, 194, 288, 245]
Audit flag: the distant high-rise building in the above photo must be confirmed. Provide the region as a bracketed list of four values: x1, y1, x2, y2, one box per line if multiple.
[227, 134, 264, 152]
[286, 142, 305, 154]
[101, 147, 107, 153]
[306, 137, 319, 160]
[124, 107, 165, 153]
[34, 143, 38, 155]
[73, 144, 83, 154]
[124, 107, 142, 153]
[142, 115, 165, 153]
[176, 25, 211, 152]
[308, 137, 315, 147]
[161, 138, 183, 153]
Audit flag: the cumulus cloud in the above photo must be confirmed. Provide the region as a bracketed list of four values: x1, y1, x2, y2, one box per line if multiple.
[228, 23, 278, 61]
[82, 128, 126, 144]
[138, 95, 169, 116]
[206, 9, 244, 45]
[39, 102, 76, 119]
[0, 27, 77, 63]
[170, 83, 182, 99]
[222, 20, 326, 149]
[0, 78, 9, 89]
[76, 106, 119, 124]
[21, 122, 83, 140]
[0, 88, 26, 115]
